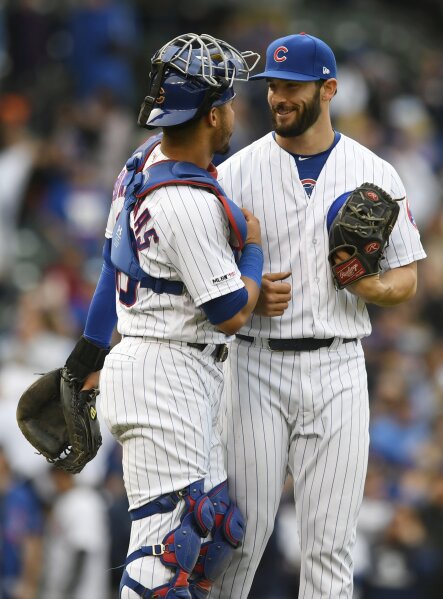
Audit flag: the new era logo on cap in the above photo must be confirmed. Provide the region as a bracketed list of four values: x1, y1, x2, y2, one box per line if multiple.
[251, 33, 337, 82]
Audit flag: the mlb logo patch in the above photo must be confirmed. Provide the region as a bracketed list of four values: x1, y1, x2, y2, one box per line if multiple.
[211, 271, 236, 285]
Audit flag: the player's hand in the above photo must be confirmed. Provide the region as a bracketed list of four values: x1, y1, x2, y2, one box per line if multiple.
[241, 208, 261, 246]
[253, 271, 292, 316]
[332, 249, 384, 299]
[334, 250, 391, 305]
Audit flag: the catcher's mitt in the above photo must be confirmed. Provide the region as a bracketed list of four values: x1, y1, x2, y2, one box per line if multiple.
[16, 336, 109, 474]
[17, 368, 102, 474]
[327, 182, 401, 289]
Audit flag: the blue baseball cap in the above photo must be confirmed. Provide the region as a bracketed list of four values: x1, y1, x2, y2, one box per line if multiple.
[250, 33, 337, 82]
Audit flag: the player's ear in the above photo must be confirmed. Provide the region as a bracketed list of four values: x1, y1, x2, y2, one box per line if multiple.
[206, 106, 218, 129]
[321, 78, 337, 101]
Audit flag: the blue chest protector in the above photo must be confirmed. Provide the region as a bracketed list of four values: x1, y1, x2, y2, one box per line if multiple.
[111, 135, 247, 295]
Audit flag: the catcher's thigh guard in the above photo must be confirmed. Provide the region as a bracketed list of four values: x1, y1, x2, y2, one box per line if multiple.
[189, 480, 245, 598]
[120, 479, 215, 599]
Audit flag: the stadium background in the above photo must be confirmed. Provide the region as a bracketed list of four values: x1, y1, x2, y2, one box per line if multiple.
[1, 0, 443, 597]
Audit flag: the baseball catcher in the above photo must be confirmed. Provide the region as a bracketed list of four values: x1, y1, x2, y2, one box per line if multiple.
[16, 336, 109, 473]
[327, 182, 401, 289]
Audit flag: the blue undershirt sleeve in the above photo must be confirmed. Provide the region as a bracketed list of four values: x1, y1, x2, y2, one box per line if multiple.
[202, 287, 248, 325]
[83, 239, 118, 348]
[238, 243, 263, 288]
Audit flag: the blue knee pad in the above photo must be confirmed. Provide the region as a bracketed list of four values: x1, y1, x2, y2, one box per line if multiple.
[189, 480, 245, 598]
[119, 479, 215, 599]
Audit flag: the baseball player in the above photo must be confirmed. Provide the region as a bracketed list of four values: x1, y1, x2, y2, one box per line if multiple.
[75, 34, 264, 599]
[209, 33, 427, 598]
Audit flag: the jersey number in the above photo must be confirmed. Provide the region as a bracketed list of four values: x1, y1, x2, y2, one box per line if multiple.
[116, 207, 159, 306]
[117, 272, 138, 307]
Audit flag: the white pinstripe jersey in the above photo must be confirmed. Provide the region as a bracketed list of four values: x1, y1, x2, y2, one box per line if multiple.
[105, 145, 244, 342]
[218, 132, 426, 339]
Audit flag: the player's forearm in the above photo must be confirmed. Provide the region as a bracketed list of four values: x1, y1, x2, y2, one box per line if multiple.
[216, 243, 263, 335]
[83, 239, 118, 349]
[371, 268, 417, 306]
[350, 262, 418, 306]
[217, 278, 260, 335]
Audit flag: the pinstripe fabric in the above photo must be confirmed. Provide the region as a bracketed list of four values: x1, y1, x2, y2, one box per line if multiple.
[100, 336, 227, 597]
[211, 339, 369, 599]
[100, 337, 226, 509]
[100, 142, 245, 594]
[218, 133, 426, 340]
[209, 131, 426, 599]
[106, 145, 244, 343]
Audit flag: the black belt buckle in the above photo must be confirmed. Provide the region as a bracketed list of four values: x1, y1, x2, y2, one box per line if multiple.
[215, 344, 229, 362]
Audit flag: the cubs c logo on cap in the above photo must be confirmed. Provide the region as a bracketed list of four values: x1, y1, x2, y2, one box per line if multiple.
[273, 46, 288, 62]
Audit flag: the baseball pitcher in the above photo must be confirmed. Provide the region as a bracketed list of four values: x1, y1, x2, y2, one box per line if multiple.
[210, 33, 426, 599]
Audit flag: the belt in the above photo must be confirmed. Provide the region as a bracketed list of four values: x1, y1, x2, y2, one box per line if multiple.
[236, 334, 356, 352]
[187, 342, 229, 362]
[122, 336, 228, 362]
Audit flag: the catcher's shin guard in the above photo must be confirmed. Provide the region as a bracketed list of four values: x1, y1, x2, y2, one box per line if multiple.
[189, 480, 245, 598]
[119, 479, 215, 598]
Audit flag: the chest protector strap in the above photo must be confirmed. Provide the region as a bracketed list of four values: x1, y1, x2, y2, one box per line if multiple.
[111, 135, 246, 295]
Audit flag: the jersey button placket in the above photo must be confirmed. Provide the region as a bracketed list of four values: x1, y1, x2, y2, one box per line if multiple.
[303, 203, 320, 336]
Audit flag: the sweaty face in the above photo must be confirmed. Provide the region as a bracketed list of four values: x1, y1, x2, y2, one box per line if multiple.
[268, 79, 322, 138]
[214, 100, 235, 155]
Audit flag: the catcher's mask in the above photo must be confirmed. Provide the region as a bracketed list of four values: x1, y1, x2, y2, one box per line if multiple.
[138, 33, 260, 129]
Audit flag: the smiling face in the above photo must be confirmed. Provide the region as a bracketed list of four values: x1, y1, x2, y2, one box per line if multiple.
[267, 79, 323, 138]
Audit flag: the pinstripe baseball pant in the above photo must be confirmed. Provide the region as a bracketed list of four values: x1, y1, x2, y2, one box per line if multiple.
[99, 337, 227, 597]
[210, 337, 369, 599]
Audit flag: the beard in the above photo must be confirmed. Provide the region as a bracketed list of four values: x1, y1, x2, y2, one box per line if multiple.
[217, 137, 231, 155]
[271, 86, 321, 138]
[215, 119, 233, 155]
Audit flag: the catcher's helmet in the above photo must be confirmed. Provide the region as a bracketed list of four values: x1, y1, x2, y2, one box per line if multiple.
[138, 33, 260, 129]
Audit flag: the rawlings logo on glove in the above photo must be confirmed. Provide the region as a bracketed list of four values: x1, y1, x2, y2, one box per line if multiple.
[327, 182, 402, 289]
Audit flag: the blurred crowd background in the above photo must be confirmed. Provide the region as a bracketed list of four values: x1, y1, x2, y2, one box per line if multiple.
[1, 0, 443, 598]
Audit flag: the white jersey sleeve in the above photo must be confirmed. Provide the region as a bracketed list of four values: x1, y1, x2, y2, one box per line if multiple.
[137, 184, 244, 306]
[378, 162, 427, 271]
[105, 164, 126, 239]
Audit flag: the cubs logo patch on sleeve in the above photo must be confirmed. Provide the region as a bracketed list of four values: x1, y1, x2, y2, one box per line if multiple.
[406, 199, 418, 229]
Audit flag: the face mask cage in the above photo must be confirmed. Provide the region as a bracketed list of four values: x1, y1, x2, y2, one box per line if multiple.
[137, 33, 260, 129]
[153, 32, 260, 89]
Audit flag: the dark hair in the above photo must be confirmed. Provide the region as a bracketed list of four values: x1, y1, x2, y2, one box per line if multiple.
[162, 116, 203, 139]
[162, 98, 226, 139]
